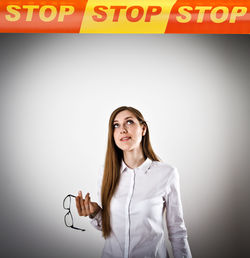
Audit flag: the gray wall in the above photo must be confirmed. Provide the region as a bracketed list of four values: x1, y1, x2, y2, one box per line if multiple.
[0, 34, 249, 258]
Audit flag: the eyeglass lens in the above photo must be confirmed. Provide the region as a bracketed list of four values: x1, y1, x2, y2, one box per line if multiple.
[64, 212, 73, 227]
[63, 195, 71, 209]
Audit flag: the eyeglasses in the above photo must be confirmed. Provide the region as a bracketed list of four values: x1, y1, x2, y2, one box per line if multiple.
[63, 194, 86, 232]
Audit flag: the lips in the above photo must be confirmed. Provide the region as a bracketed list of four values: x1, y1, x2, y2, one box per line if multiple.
[120, 136, 131, 141]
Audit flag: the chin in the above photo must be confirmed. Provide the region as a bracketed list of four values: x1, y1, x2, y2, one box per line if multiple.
[116, 145, 131, 152]
[118, 147, 129, 152]
[122, 147, 136, 152]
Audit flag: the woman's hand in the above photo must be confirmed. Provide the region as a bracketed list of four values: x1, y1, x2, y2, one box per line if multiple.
[75, 191, 101, 218]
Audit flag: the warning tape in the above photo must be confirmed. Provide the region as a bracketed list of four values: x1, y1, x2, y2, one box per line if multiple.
[0, 0, 249, 33]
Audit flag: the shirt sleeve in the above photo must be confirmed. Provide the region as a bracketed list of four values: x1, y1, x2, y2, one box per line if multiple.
[89, 165, 104, 231]
[165, 167, 192, 258]
[89, 208, 102, 231]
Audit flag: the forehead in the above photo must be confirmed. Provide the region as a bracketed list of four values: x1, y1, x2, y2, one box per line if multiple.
[114, 110, 136, 122]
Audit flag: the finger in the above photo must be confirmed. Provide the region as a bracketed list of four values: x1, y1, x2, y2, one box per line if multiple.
[84, 193, 90, 215]
[78, 190, 86, 216]
[76, 191, 84, 213]
[89, 196, 96, 215]
[75, 196, 82, 215]
[80, 193, 86, 216]
[78, 190, 83, 199]
[89, 196, 95, 214]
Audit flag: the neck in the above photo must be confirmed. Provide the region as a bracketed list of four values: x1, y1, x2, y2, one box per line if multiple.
[123, 146, 145, 169]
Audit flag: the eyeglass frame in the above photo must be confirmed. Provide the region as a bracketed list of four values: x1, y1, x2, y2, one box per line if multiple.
[63, 194, 86, 232]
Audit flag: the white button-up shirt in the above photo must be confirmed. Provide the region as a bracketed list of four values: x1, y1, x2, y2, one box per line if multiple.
[90, 158, 192, 258]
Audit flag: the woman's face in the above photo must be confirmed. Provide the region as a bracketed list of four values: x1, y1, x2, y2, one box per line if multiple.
[113, 110, 146, 152]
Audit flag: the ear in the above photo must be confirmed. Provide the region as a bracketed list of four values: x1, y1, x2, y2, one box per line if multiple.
[142, 124, 147, 136]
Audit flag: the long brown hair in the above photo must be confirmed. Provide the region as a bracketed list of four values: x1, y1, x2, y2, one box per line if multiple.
[101, 106, 160, 238]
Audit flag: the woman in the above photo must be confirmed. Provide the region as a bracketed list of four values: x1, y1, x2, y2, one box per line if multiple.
[76, 106, 192, 258]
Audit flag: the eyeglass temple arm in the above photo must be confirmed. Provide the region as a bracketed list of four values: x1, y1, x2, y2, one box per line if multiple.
[71, 226, 86, 231]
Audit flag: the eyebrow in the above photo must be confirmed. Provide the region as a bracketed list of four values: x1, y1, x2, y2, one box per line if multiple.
[113, 116, 133, 123]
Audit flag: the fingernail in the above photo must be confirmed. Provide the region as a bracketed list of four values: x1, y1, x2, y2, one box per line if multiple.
[78, 191, 81, 195]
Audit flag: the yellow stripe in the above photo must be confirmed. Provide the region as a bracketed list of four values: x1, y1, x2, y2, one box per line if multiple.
[80, 0, 177, 33]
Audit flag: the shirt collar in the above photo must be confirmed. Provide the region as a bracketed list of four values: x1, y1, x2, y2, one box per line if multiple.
[120, 157, 152, 174]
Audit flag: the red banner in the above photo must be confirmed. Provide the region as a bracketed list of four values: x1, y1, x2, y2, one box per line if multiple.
[0, 0, 249, 33]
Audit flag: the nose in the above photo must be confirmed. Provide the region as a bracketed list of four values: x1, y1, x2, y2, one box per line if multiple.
[120, 124, 127, 133]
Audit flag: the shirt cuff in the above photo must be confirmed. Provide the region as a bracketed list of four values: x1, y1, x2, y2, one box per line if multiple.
[171, 237, 192, 258]
[89, 209, 102, 231]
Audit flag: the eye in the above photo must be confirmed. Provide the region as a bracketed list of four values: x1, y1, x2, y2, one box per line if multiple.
[113, 123, 119, 128]
[127, 120, 134, 125]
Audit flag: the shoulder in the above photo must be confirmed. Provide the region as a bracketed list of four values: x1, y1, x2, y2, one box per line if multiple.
[150, 160, 179, 178]
[151, 160, 177, 172]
